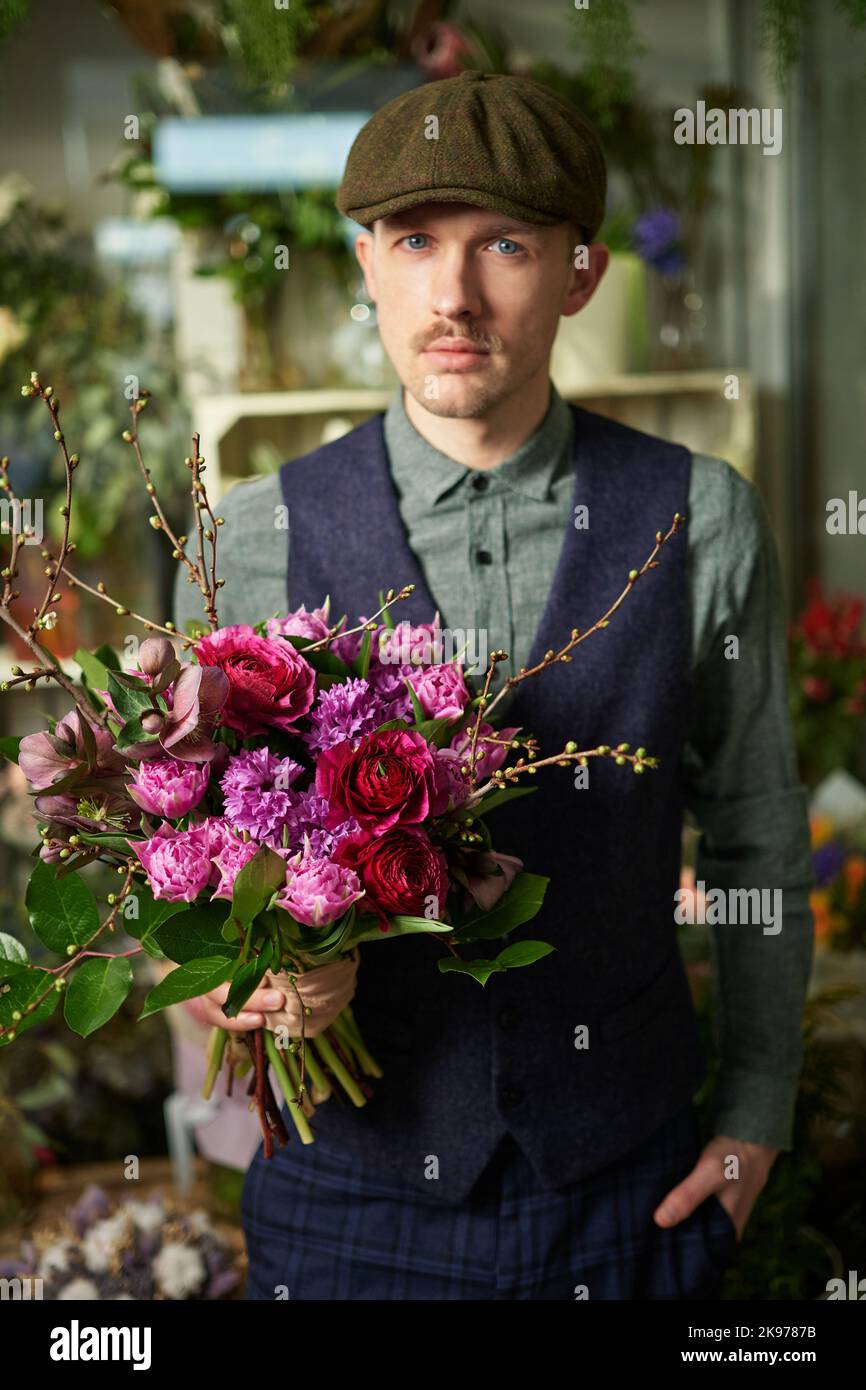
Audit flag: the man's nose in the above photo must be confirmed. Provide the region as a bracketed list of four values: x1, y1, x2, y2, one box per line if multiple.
[428, 248, 483, 322]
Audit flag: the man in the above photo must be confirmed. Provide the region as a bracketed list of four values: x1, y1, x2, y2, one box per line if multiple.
[173, 70, 815, 1300]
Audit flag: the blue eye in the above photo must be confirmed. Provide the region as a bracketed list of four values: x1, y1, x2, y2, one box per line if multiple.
[493, 239, 521, 255]
[403, 234, 428, 249]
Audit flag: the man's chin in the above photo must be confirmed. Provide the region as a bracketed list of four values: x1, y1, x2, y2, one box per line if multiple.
[403, 371, 508, 419]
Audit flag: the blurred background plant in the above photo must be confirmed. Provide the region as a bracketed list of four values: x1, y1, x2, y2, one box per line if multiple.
[788, 579, 866, 789]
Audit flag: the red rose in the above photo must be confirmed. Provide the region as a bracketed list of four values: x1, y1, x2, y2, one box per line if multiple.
[194, 624, 316, 738]
[316, 728, 437, 836]
[336, 825, 449, 928]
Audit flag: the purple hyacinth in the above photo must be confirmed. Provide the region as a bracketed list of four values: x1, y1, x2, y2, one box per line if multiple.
[268, 790, 360, 858]
[303, 676, 400, 754]
[220, 747, 305, 840]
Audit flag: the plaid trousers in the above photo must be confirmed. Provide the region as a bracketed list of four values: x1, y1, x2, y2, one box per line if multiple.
[240, 1098, 738, 1301]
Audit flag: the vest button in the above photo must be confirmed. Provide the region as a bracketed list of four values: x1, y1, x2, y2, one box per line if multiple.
[475, 548, 493, 564]
[500, 1083, 524, 1108]
[497, 1004, 520, 1029]
[472, 473, 490, 492]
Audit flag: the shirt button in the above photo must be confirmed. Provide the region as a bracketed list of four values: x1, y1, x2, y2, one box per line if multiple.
[472, 473, 490, 492]
[500, 1083, 524, 1109]
[475, 548, 493, 565]
[497, 1004, 520, 1029]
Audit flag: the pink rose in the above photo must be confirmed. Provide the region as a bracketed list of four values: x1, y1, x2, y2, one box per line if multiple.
[132, 822, 217, 902]
[193, 624, 316, 738]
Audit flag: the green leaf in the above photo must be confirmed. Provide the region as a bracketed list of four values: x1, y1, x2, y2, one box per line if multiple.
[451, 872, 549, 944]
[470, 784, 539, 815]
[495, 939, 556, 969]
[437, 956, 505, 985]
[0, 931, 29, 981]
[117, 881, 185, 959]
[25, 860, 100, 953]
[106, 670, 157, 722]
[0, 967, 60, 1045]
[222, 952, 271, 1019]
[414, 714, 464, 748]
[0, 735, 21, 764]
[280, 633, 349, 676]
[76, 831, 142, 852]
[378, 590, 396, 629]
[64, 957, 134, 1036]
[115, 716, 158, 751]
[0, 931, 28, 967]
[351, 626, 372, 679]
[231, 845, 289, 926]
[402, 675, 426, 725]
[372, 718, 411, 734]
[139, 956, 236, 1018]
[152, 904, 240, 964]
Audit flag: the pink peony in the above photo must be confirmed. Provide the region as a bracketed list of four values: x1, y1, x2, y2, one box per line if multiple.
[450, 722, 521, 775]
[132, 822, 217, 902]
[132, 815, 240, 901]
[127, 756, 210, 818]
[429, 747, 471, 815]
[275, 848, 365, 928]
[193, 625, 316, 738]
[407, 661, 470, 719]
[375, 619, 443, 669]
[265, 601, 332, 644]
[211, 836, 264, 903]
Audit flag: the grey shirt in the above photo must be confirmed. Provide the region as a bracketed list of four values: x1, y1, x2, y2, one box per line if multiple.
[173, 381, 816, 1153]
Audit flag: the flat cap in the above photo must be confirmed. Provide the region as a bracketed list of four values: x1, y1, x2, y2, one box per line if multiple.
[336, 68, 607, 242]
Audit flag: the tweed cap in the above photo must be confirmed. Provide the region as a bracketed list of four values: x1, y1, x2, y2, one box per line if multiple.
[336, 68, 607, 242]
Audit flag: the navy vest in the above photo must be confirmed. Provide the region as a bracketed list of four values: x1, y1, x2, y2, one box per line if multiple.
[278, 403, 704, 1202]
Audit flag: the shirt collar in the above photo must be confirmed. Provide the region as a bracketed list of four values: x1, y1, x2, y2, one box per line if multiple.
[384, 379, 574, 506]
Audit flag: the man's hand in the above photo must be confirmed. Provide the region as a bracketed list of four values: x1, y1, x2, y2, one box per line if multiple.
[653, 1134, 781, 1242]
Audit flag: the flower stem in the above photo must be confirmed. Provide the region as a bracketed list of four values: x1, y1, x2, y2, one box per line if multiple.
[313, 1029, 368, 1107]
[331, 1011, 383, 1078]
[263, 1028, 315, 1143]
[202, 1026, 228, 1099]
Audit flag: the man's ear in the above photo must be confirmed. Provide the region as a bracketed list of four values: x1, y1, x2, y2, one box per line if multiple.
[562, 242, 610, 319]
[354, 231, 377, 302]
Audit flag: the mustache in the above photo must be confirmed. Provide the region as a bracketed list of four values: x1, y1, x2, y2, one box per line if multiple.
[415, 327, 502, 352]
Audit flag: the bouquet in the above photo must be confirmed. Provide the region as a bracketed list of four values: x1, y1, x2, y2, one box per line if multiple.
[0, 374, 682, 1156]
[788, 577, 866, 787]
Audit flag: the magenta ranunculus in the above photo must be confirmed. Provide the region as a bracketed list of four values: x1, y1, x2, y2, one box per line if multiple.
[335, 825, 449, 928]
[450, 722, 521, 775]
[315, 728, 437, 836]
[274, 849, 365, 928]
[193, 624, 316, 738]
[407, 661, 470, 719]
[127, 756, 210, 818]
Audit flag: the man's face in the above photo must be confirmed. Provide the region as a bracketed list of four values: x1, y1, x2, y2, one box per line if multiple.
[353, 202, 607, 419]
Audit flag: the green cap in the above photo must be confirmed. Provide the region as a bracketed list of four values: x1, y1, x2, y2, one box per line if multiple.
[336, 69, 607, 242]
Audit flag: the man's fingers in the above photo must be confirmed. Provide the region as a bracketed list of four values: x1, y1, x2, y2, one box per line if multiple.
[654, 1154, 724, 1228]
